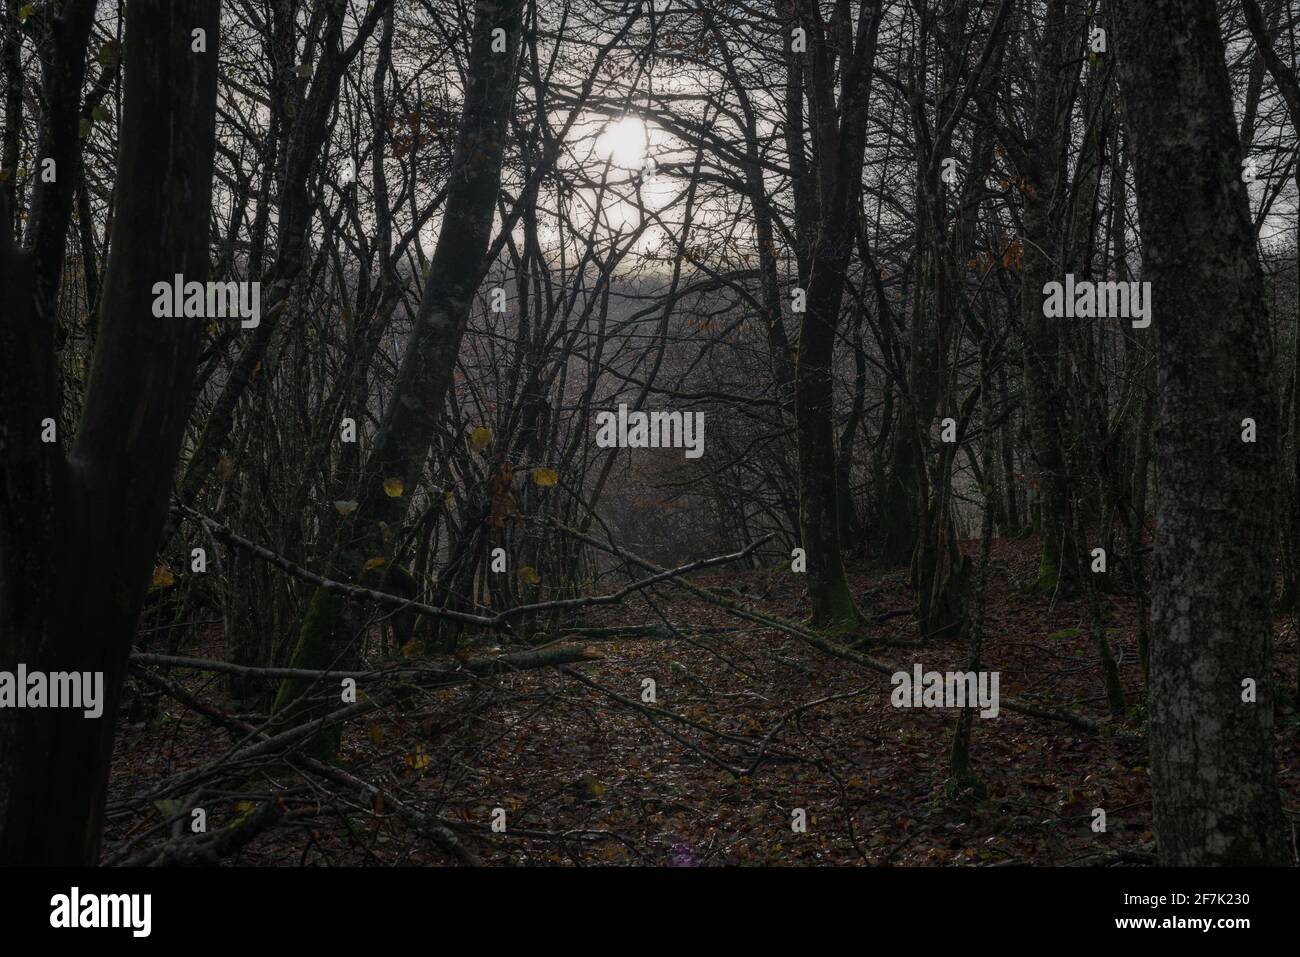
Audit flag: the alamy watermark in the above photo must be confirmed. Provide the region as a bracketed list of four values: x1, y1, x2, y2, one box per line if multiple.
[0, 665, 103, 718]
[594, 403, 705, 459]
[891, 664, 1000, 718]
[50, 887, 151, 937]
[1042, 274, 1151, 329]
[151, 274, 261, 328]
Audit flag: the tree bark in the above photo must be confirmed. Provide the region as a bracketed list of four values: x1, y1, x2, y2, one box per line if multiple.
[272, 0, 525, 739]
[781, 0, 882, 629]
[1112, 0, 1288, 865]
[1017, 0, 1086, 593]
[0, 0, 220, 864]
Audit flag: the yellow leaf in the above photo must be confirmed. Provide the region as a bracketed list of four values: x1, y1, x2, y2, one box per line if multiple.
[576, 773, 604, 800]
[470, 425, 492, 451]
[382, 477, 403, 498]
[532, 467, 558, 487]
[333, 500, 359, 516]
[151, 565, 175, 588]
[400, 638, 424, 658]
[366, 722, 384, 744]
[405, 745, 429, 771]
[443, 490, 454, 504]
[519, 565, 540, 585]
[365, 556, 386, 570]
[216, 455, 235, 481]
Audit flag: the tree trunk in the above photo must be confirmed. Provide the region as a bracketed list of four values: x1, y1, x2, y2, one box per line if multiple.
[782, 0, 881, 629]
[0, 0, 220, 864]
[1112, 0, 1288, 865]
[273, 0, 525, 738]
[1018, 0, 1086, 593]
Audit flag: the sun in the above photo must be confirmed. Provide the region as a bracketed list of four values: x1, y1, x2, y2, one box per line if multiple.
[595, 116, 648, 169]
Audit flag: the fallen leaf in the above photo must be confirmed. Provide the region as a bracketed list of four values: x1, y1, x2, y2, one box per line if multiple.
[575, 773, 605, 801]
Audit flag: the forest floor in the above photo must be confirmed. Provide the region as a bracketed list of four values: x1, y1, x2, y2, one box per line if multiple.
[103, 536, 1300, 865]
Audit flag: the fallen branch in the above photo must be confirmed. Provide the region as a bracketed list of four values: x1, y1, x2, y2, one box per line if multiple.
[494, 533, 774, 621]
[183, 506, 771, 630]
[123, 797, 285, 867]
[122, 644, 604, 809]
[180, 506, 497, 628]
[131, 644, 602, 686]
[127, 664, 481, 865]
[548, 520, 1101, 733]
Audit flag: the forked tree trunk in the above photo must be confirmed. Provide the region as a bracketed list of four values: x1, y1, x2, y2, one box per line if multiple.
[0, 0, 221, 864]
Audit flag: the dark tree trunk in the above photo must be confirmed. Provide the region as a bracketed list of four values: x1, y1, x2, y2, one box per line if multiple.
[781, 0, 882, 629]
[1241, 0, 1300, 617]
[273, 0, 525, 739]
[1017, 0, 1086, 593]
[0, 0, 22, 230]
[1112, 0, 1288, 865]
[0, 0, 220, 864]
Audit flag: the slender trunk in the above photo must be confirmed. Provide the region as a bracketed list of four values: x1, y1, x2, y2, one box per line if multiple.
[273, 0, 525, 740]
[1019, 0, 1086, 593]
[950, 341, 995, 795]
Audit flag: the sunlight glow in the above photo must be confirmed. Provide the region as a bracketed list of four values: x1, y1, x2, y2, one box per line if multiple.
[595, 116, 648, 170]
